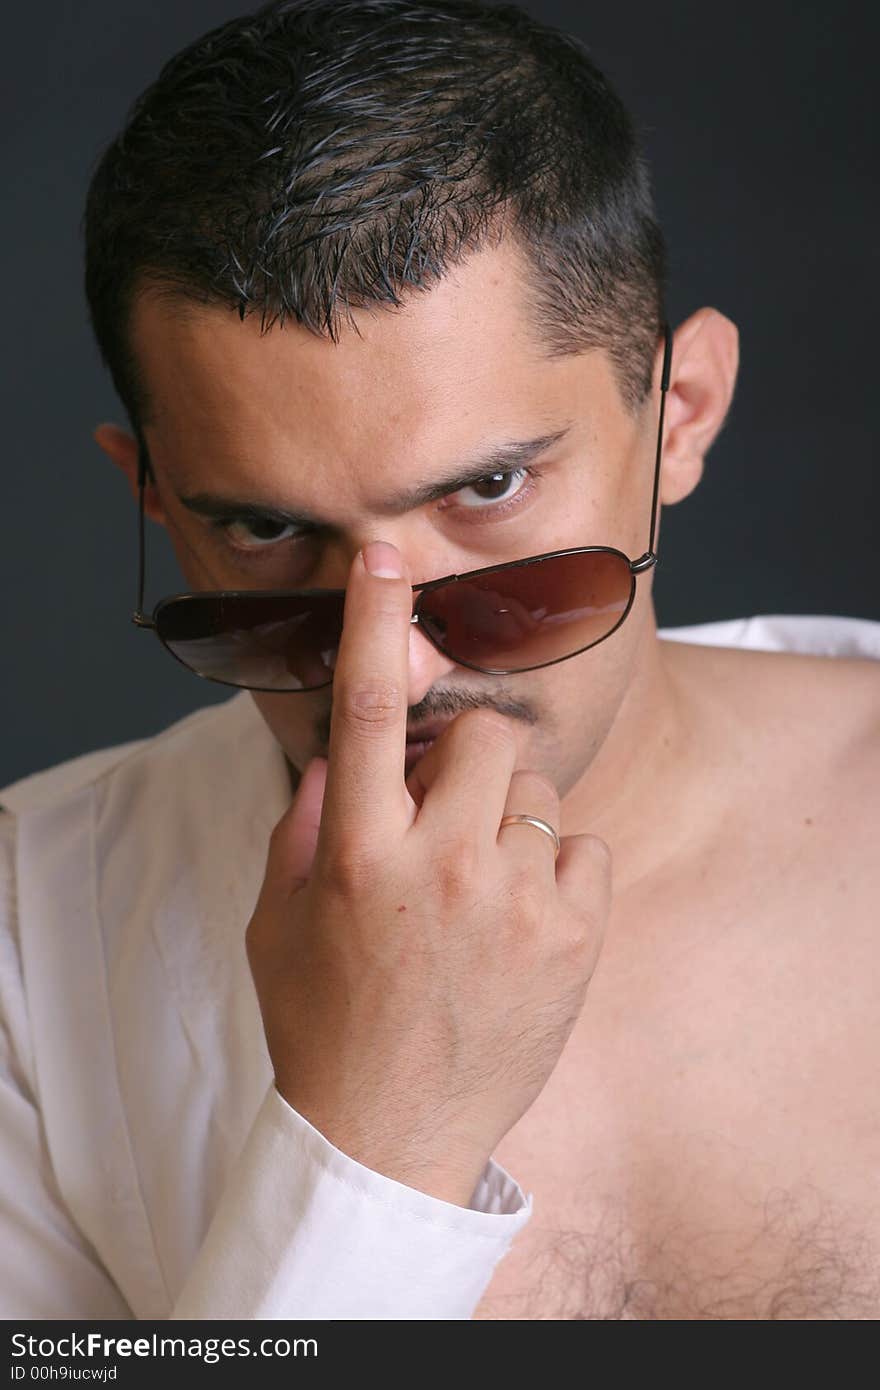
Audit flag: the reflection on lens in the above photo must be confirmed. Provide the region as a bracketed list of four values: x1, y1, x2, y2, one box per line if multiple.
[417, 549, 634, 672]
[156, 592, 344, 691]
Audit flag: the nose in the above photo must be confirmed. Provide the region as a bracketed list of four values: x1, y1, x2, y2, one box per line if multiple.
[406, 613, 461, 709]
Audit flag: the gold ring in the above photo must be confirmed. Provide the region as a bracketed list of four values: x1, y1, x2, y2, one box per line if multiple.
[498, 813, 560, 860]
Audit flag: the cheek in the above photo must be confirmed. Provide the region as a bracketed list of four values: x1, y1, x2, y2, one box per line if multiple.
[249, 690, 326, 771]
[525, 652, 631, 786]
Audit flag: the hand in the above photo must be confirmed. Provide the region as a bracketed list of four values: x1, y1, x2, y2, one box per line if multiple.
[245, 541, 611, 1206]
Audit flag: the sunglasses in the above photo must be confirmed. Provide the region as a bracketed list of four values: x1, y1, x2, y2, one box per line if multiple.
[132, 322, 671, 692]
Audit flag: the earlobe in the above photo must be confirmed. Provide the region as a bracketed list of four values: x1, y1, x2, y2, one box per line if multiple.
[658, 308, 739, 507]
[93, 422, 166, 524]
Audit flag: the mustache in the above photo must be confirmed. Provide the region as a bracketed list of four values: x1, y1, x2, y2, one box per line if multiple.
[314, 690, 536, 746]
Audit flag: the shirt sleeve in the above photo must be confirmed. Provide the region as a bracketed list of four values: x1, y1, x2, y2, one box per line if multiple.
[0, 811, 532, 1321]
[0, 811, 132, 1318]
[170, 1081, 532, 1320]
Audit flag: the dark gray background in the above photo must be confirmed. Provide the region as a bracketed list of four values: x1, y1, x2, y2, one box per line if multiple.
[2, 1, 877, 787]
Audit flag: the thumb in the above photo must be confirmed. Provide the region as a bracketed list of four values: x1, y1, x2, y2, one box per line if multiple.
[269, 755, 328, 893]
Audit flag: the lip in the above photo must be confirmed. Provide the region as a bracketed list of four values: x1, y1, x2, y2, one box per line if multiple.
[404, 738, 435, 774]
[405, 718, 455, 744]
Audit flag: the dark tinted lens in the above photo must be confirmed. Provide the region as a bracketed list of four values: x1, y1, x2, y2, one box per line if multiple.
[153, 551, 634, 690]
[155, 592, 344, 691]
[416, 549, 635, 673]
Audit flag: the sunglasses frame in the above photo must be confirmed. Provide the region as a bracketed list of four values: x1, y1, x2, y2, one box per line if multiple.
[132, 320, 672, 691]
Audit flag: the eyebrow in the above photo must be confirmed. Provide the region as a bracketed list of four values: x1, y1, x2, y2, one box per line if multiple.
[175, 426, 573, 529]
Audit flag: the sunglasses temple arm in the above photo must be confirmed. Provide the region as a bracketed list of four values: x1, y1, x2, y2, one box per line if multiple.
[634, 319, 673, 573]
[132, 445, 155, 629]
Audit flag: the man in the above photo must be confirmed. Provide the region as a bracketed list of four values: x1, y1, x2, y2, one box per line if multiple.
[2, 0, 878, 1320]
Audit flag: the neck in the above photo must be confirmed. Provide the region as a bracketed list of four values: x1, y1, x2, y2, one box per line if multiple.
[559, 614, 715, 900]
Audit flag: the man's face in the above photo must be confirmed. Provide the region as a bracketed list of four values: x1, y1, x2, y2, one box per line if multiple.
[129, 236, 663, 801]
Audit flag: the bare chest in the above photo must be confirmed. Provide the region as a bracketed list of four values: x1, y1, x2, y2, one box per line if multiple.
[473, 811, 880, 1320]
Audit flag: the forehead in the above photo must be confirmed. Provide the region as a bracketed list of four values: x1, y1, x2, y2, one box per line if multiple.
[128, 237, 622, 492]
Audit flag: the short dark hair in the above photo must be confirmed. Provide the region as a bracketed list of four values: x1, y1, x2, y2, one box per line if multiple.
[83, 0, 667, 458]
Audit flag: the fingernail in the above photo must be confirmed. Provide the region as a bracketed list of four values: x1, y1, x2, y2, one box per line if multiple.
[362, 541, 403, 578]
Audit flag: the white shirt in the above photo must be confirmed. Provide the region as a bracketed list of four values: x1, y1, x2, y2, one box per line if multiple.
[1, 613, 877, 1320]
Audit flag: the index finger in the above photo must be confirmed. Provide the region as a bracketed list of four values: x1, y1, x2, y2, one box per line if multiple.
[317, 540, 413, 858]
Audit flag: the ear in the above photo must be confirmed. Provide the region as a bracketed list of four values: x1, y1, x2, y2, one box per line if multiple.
[659, 308, 740, 506]
[93, 422, 167, 525]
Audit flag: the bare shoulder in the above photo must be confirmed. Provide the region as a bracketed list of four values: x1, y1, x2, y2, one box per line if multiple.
[754, 644, 880, 783]
[753, 642, 880, 768]
[662, 636, 880, 901]
[769, 646, 880, 865]
[663, 635, 880, 778]
[826, 651, 880, 784]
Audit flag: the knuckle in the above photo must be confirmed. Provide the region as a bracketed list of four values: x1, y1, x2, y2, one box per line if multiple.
[339, 678, 403, 731]
[497, 865, 543, 921]
[432, 835, 483, 900]
[505, 885, 543, 936]
[327, 840, 382, 897]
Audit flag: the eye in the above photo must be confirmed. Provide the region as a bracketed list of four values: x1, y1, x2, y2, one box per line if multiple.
[444, 466, 535, 514]
[211, 515, 306, 551]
